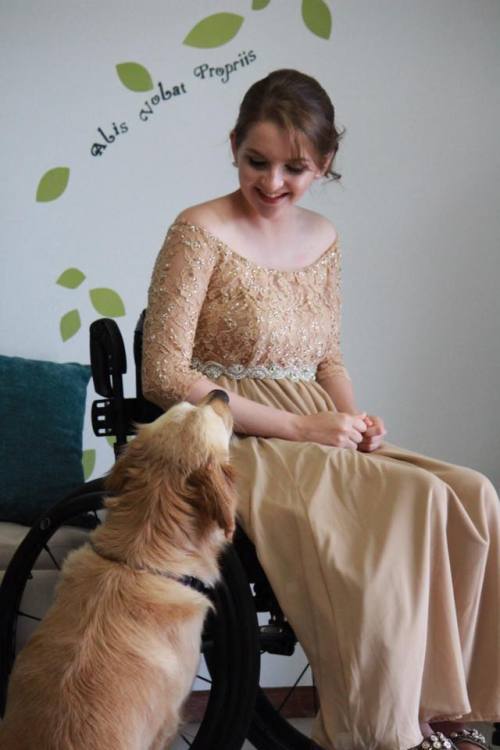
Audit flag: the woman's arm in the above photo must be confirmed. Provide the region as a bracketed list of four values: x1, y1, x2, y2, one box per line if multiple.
[187, 374, 367, 449]
[318, 371, 386, 451]
[142, 223, 217, 408]
[186, 375, 302, 440]
[313, 243, 384, 450]
[317, 371, 359, 414]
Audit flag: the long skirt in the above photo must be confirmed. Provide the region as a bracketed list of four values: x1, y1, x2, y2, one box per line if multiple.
[215, 374, 500, 750]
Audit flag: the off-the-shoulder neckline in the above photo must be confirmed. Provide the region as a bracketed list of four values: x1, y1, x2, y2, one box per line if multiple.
[172, 220, 338, 274]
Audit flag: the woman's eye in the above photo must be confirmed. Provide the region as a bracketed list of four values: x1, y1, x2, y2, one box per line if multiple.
[247, 157, 267, 169]
[286, 165, 305, 174]
[245, 157, 305, 174]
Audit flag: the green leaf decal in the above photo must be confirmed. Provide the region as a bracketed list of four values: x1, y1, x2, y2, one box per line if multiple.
[183, 12, 244, 48]
[82, 449, 96, 480]
[56, 267, 86, 289]
[116, 62, 154, 92]
[252, 0, 270, 8]
[301, 0, 332, 39]
[89, 288, 126, 317]
[36, 167, 70, 202]
[60, 309, 81, 341]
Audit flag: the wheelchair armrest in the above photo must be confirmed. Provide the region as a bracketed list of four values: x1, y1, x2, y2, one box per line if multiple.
[92, 395, 162, 436]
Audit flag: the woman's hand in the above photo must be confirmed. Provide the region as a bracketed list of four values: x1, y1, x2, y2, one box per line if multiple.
[357, 414, 386, 452]
[296, 411, 368, 449]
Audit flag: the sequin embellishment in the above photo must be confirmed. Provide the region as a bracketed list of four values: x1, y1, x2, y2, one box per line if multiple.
[142, 221, 348, 407]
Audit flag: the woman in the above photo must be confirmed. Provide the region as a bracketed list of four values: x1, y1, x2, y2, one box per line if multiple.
[142, 69, 499, 750]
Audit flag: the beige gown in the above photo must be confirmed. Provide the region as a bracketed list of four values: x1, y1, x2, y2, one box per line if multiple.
[142, 221, 500, 750]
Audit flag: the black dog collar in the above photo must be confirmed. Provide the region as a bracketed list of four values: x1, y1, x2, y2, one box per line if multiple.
[89, 541, 213, 597]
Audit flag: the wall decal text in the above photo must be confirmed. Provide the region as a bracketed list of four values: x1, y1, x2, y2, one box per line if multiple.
[194, 49, 256, 84]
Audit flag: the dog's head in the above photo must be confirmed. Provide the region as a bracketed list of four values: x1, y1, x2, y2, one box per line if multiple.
[105, 390, 237, 540]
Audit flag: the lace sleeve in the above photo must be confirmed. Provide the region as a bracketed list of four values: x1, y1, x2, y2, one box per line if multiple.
[142, 223, 218, 409]
[316, 245, 351, 385]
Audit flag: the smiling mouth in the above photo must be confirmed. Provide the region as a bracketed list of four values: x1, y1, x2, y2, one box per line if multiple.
[256, 188, 289, 204]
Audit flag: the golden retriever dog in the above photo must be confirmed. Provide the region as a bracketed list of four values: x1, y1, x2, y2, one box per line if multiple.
[0, 390, 236, 750]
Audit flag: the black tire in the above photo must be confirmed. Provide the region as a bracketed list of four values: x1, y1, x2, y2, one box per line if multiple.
[250, 688, 321, 749]
[0, 485, 260, 750]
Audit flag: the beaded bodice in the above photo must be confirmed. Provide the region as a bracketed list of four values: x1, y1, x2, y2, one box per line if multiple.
[142, 221, 349, 409]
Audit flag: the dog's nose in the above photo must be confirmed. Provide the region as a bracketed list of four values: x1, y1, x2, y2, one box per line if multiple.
[207, 389, 230, 405]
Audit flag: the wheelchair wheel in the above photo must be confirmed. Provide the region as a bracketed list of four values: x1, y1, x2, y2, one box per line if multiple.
[250, 686, 320, 749]
[0, 484, 260, 750]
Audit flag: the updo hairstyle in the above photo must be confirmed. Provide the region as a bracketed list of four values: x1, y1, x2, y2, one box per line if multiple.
[232, 69, 344, 181]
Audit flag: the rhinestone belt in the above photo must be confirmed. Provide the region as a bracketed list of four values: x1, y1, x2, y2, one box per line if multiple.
[192, 358, 317, 382]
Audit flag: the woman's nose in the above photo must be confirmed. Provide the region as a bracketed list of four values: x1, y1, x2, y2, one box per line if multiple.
[261, 166, 284, 192]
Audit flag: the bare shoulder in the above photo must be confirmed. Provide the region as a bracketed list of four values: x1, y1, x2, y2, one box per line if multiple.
[299, 208, 338, 249]
[175, 196, 232, 233]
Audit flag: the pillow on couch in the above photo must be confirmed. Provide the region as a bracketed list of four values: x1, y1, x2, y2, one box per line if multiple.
[0, 354, 91, 525]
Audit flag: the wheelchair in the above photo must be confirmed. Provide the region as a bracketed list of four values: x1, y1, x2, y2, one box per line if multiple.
[0, 313, 322, 750]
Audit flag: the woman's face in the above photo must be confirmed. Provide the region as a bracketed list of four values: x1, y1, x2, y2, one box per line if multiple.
[231, 120, 325, 217]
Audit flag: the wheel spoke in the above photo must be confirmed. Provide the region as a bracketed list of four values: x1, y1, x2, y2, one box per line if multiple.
[276, 662, 310, 713]
[43, 543, 60, 570]
[18, 610, 42, 622]
[194, 674, 211, 686]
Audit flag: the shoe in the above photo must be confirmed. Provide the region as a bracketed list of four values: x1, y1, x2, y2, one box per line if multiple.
[413, 732, 454, 750]
[449, 728, 489, 750]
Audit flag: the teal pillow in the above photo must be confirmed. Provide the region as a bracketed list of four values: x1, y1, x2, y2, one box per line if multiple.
[0, 355, 91, 525]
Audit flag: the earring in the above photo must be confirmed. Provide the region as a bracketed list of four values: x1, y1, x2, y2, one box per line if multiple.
[232, 160, 237, 167]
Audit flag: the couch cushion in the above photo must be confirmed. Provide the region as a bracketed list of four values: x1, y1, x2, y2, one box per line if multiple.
[0, 521, 94, 572]
[0, 355, 91, 525]
[0, 522, 30, 569]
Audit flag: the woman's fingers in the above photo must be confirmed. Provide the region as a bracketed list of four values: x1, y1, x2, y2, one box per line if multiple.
[353, 415, 368, 432]
[350, 429, 365, 444]
[303, 412, 378, 449]
[341, 415, 367, 447]
[364, 421, 386, 438]
[364, 427, 382, 439]
[358, 433, 385, 452]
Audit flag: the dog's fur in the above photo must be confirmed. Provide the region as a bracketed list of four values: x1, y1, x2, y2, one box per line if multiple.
[0, 391, 236, 750]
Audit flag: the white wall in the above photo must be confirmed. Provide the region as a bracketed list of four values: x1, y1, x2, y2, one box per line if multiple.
[328, 1, 500, 484]
[2, 0, 499, 685]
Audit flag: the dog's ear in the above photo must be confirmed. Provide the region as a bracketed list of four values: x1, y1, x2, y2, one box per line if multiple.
[188, 463, 237, 540]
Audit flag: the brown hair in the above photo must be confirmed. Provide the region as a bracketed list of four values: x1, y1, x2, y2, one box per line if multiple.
[232, 69, 344, 181]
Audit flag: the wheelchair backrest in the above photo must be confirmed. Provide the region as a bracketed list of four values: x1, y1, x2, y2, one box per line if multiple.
[90, 311, 161, 453]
